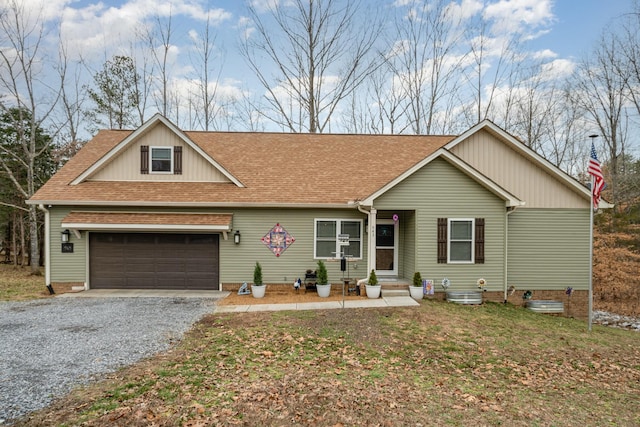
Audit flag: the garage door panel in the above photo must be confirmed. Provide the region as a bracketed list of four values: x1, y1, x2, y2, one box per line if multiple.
[90, 233, 219, 290]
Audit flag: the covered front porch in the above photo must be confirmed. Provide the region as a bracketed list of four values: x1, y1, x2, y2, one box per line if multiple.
[361, 209, 417, 291]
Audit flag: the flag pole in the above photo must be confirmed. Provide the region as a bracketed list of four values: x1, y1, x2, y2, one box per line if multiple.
[588, 134, 599, 332]
[588, 173, 594, 332]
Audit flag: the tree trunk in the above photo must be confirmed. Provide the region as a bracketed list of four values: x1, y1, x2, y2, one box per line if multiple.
[20, 214, 28, 267]
[29, 205, 41, 275]
[11, 212, 17, 266]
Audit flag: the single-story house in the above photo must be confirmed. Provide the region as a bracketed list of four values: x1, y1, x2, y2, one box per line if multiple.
[29, 114, 607, 316]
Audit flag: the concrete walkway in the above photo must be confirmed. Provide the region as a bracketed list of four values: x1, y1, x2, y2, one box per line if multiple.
[58, 289, 420, 312]
[214, 296, 419, 313]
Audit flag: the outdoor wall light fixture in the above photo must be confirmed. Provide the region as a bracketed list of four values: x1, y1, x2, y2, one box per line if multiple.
[234, 230, 241, 245]
[61, 229, 71, 243]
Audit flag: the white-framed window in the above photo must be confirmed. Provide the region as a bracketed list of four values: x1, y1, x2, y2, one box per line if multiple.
[314, 219, 363, 259]
[448, 218, 474, 263]
[150, 146, 173, 173]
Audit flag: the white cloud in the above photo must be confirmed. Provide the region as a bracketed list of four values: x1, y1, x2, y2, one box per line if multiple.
[532, 49, 557, 60]
[484, 0, 555, 35]
[539, 58, 575, 80]
[249, 0, 280, 13]
[446, 0, 484, 22]
[57, 0, 231, 62]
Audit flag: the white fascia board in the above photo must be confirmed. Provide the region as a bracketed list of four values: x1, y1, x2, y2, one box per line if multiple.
[70, 114, 244, 187]
[361, 148, 523, 207]
[445, 120, 593, 201]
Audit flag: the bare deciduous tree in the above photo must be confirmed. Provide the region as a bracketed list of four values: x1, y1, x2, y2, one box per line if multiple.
[145, 9, 175, 118]
[188, 12, 227, 131]
[0, 0, 62, 274]
[386, 0, 465, 135]
[240, 0, 381, 133]
[462, 18, 523, 127]
[573, 31, 630, 216]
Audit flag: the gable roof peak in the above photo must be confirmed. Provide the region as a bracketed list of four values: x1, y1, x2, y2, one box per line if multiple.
[71, 113, 244, 187]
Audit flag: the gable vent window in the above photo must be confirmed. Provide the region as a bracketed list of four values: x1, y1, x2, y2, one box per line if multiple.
[437, 217, 485, 264]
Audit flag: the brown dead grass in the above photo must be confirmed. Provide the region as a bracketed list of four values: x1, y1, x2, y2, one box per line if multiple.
[0, 264, 48, 301]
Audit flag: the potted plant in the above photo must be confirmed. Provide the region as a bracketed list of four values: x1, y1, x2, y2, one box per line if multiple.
[365, 269, 381, 298]
[409, 271, 424, 301]
[315, 259, 331, 297]
[252, 262, 266, 298]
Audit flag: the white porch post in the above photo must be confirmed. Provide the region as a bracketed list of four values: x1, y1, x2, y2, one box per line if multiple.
[368, 208, 377, 275]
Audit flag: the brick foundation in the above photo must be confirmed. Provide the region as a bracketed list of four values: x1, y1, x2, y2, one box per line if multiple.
[422, 289, 589, 319]
[482, 290, 588, 319]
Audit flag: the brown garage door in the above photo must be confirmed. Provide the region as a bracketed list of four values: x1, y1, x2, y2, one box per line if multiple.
[90, 233, 219, 290]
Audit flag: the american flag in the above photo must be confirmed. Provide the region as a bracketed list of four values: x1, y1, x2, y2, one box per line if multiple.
[588, 142, 605, 209]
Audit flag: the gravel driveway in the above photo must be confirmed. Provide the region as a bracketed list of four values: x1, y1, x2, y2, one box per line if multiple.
[0, 296, 222, 424]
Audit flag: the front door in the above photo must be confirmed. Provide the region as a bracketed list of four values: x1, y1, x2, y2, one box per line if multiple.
[375, 219, 398, 276]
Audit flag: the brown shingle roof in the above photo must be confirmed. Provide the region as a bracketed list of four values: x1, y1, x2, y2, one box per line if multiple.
[31, 128, 455, 206]
[61, 212, 233, 227]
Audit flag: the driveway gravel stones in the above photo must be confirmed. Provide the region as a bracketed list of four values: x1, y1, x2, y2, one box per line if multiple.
[0, 296, 219, 424]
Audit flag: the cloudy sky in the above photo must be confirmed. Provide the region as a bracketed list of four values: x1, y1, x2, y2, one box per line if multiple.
[47, 0, 629, 61]
[6, 0, 635, 136]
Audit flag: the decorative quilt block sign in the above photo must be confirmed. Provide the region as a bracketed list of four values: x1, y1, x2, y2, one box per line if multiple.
[261, 223, 295, 257]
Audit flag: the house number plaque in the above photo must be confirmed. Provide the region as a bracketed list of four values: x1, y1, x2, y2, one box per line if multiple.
[61, 243, 74, 253]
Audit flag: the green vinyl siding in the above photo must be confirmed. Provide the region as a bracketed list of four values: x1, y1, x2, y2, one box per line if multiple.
[507, 208, 590, 291]
[219, 208, 366, 284]
[49, 206, 88, 282]
[374, 157, 506, 291]
[47, 206, 368, 286]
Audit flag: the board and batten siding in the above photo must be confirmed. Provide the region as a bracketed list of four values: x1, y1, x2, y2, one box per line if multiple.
[507, 208, 591, 291]
[89, 123, 231, 182]
[450, 129, 587, 209]
[374, 157, 506, 291]
[48, 206, 368, 286]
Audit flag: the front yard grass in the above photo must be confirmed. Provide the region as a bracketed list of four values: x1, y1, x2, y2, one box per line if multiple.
[15, 299, 640, 426]
[0, 264, 47, 301]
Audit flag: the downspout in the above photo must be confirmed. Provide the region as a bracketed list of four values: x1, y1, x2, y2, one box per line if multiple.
[504, 205, 519, 303]
[38, 204, 52, 294]
[357, 204, 376, 286]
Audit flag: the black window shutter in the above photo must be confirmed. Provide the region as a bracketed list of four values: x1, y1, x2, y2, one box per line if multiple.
[475, 218, 485, 264]
[437, 218, 447, 263]
[140, 145, 149, 174]
[174, 146, 182, 175]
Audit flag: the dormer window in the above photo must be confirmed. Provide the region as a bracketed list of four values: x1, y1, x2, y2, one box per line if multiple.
[151, 147, 172, 173]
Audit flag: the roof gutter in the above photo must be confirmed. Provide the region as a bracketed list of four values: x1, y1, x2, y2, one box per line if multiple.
[27, 200, 356, 209]
[37, 204, 52, 295]
[503, 205, 519, 303]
